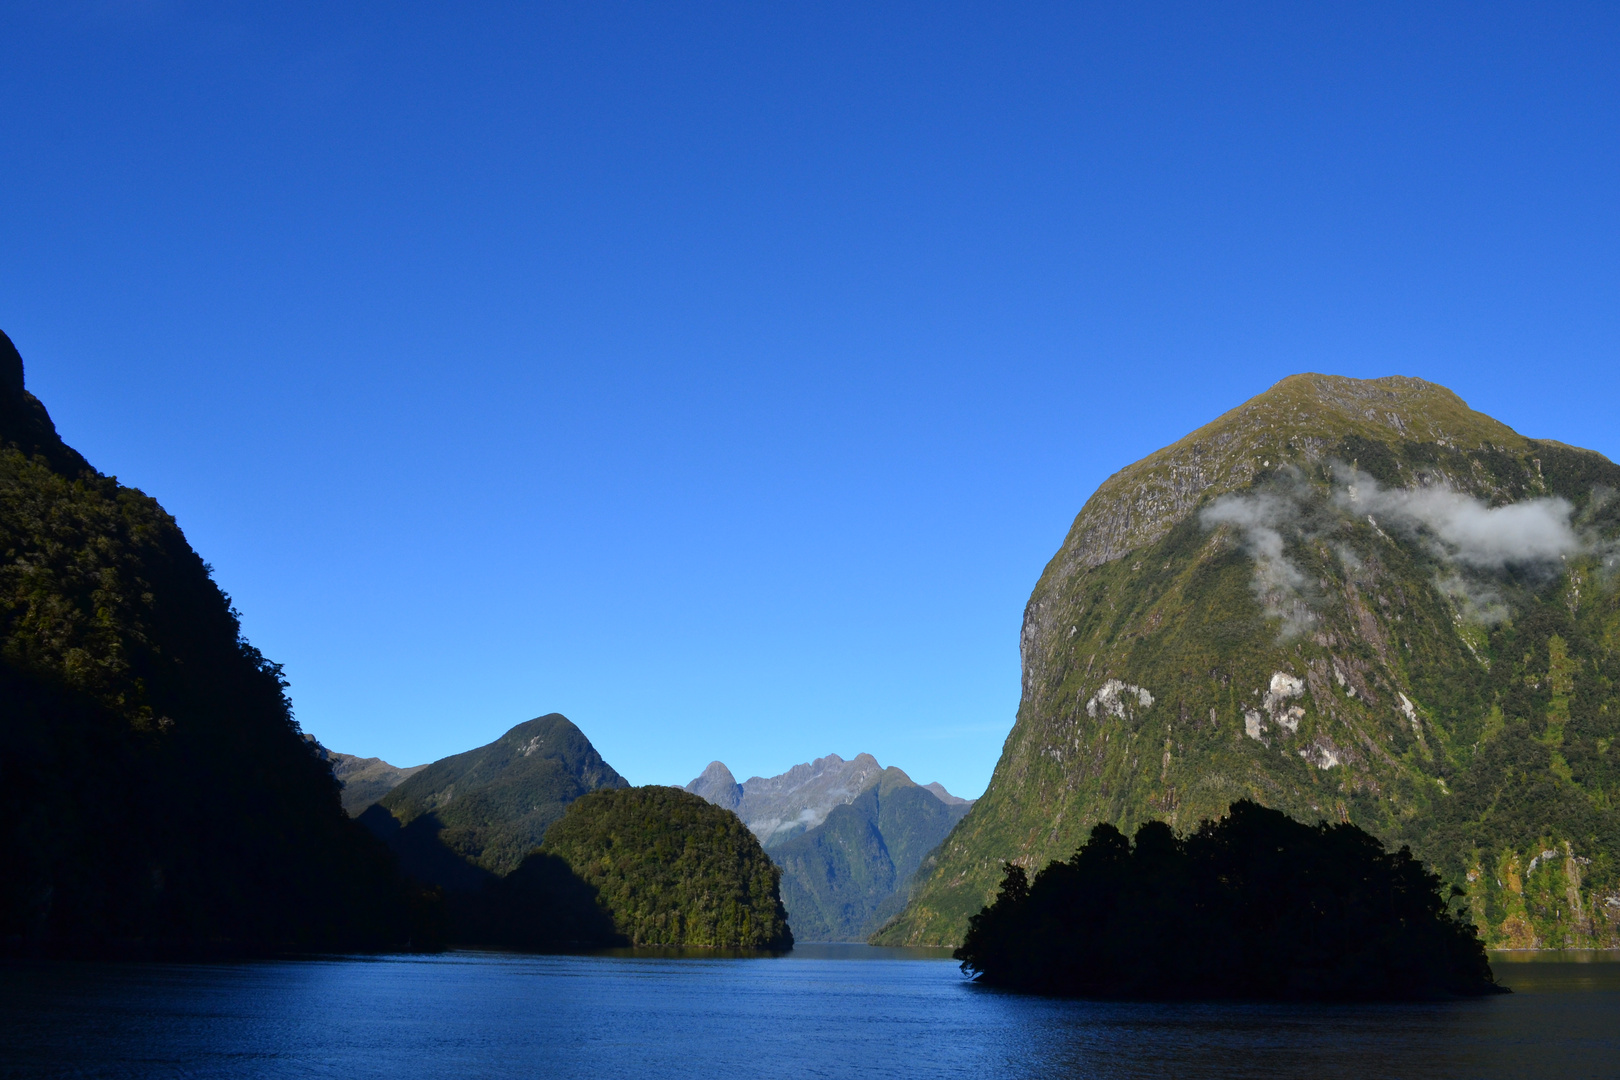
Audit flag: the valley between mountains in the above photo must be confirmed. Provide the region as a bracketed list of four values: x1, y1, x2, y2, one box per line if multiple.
[4, 321, 1616, 957]
[330, 732, 972, 943]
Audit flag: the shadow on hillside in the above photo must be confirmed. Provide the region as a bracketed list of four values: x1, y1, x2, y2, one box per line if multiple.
[357, 805, 622, 950]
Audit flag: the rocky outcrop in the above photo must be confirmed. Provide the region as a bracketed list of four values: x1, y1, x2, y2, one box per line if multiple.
[688, 752, 887, 848]
[684, 760, 742, 811]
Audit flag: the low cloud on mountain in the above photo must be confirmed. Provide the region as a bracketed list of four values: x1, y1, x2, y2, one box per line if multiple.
[1202, 464, 1599, 636]
[1201, 480, 1319, 640]
[1333, 466, 1581, 569]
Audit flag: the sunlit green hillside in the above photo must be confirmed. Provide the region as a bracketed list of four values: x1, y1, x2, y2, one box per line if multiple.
[878, 374, 1620, 950]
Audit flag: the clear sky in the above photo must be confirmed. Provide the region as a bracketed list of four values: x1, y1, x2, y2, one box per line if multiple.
[3, 3, 1616, 797]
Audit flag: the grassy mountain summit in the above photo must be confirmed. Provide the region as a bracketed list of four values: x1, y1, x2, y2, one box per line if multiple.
[363, 713, 627, 885]
[877, 374, 1620, 948]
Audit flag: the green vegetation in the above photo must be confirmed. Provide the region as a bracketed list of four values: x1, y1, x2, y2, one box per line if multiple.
[457, 851, 625, 951]
[364, 713, 628, 887]
[879, 374, 1620, 949]
[772, 769, 969, 940]
[541, 787, 792, 949]
[957, 801, 1500, 999]
[0, 330, 431, 955]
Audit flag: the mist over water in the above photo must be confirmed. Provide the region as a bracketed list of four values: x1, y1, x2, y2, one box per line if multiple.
[2, 951, 1617, 1079]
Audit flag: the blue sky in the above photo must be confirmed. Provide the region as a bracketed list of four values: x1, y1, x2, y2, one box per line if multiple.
[2, 3, 1616, 797]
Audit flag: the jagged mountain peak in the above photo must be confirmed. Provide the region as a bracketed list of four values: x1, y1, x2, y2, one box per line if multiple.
[685, 760, 742, 810]
[685, 751, 975, 941]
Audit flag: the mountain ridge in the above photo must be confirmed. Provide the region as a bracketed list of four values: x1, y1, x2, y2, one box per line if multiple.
[321, 747, 426, 817]
[363, 713, 628, 885]
[686, 753, 972, 940]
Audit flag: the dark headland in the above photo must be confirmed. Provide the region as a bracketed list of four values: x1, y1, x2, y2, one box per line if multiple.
[955, 800, 1504, 1000]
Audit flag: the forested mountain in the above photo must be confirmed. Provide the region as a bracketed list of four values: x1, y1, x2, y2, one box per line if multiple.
[360, 713, 627, 889]
[877, 374, 1620, 949]
[957, 801, 1499, 1000]
[771, 768, 971, 940]
[686, 754, 971, 941]
[538, 787, 792, 949]
[0, 330, 424, 954]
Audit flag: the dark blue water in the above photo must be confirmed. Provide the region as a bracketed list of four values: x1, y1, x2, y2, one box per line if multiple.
[3, 947, 1617, 1079]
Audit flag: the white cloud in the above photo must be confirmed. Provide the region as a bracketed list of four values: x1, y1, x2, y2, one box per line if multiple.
[1201, 481, 1317, 640]
[1200, 464, 1601, 637]
[1333, 466, 1580, 569]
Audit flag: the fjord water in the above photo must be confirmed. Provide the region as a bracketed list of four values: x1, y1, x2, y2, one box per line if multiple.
[2, 949, 1617, 1079]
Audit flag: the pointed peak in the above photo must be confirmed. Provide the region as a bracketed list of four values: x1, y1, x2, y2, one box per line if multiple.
[686, 760, 743, 810]
[923, 781, 973, 806]
[693, 760, 737, 786]
[0, 329, 22, 399]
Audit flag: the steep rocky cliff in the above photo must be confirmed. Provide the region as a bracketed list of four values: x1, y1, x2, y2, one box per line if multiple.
[876, 374, 1620, 949]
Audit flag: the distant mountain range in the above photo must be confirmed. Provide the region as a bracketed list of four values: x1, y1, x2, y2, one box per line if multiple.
[684, 754, 973, 941]
[325, 752, 425, 817]
[331, 736, 973, 944]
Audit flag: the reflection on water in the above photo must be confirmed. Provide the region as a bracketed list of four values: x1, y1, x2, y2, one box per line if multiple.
[1, 948, 1616, 1079]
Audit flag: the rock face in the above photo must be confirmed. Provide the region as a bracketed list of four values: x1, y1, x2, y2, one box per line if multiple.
[362, 713, 627, 887]
[686, 754, 973, 940]
[876, 373, 1620, 949]
[698, 753, 888, 848]
[685, 760, 743, 810]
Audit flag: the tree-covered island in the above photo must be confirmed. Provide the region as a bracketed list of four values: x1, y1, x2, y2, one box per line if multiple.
[956, 800, 1503, 999]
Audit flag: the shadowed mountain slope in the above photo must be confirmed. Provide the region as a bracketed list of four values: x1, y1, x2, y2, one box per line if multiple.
[362, 713, 627, 886]
[0, 330, 420, 954]
[876, 373, 1620, 949]
[323, 749, 426, 817]
[695, 753, 888, 849]
[771, 768, 971, 940]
